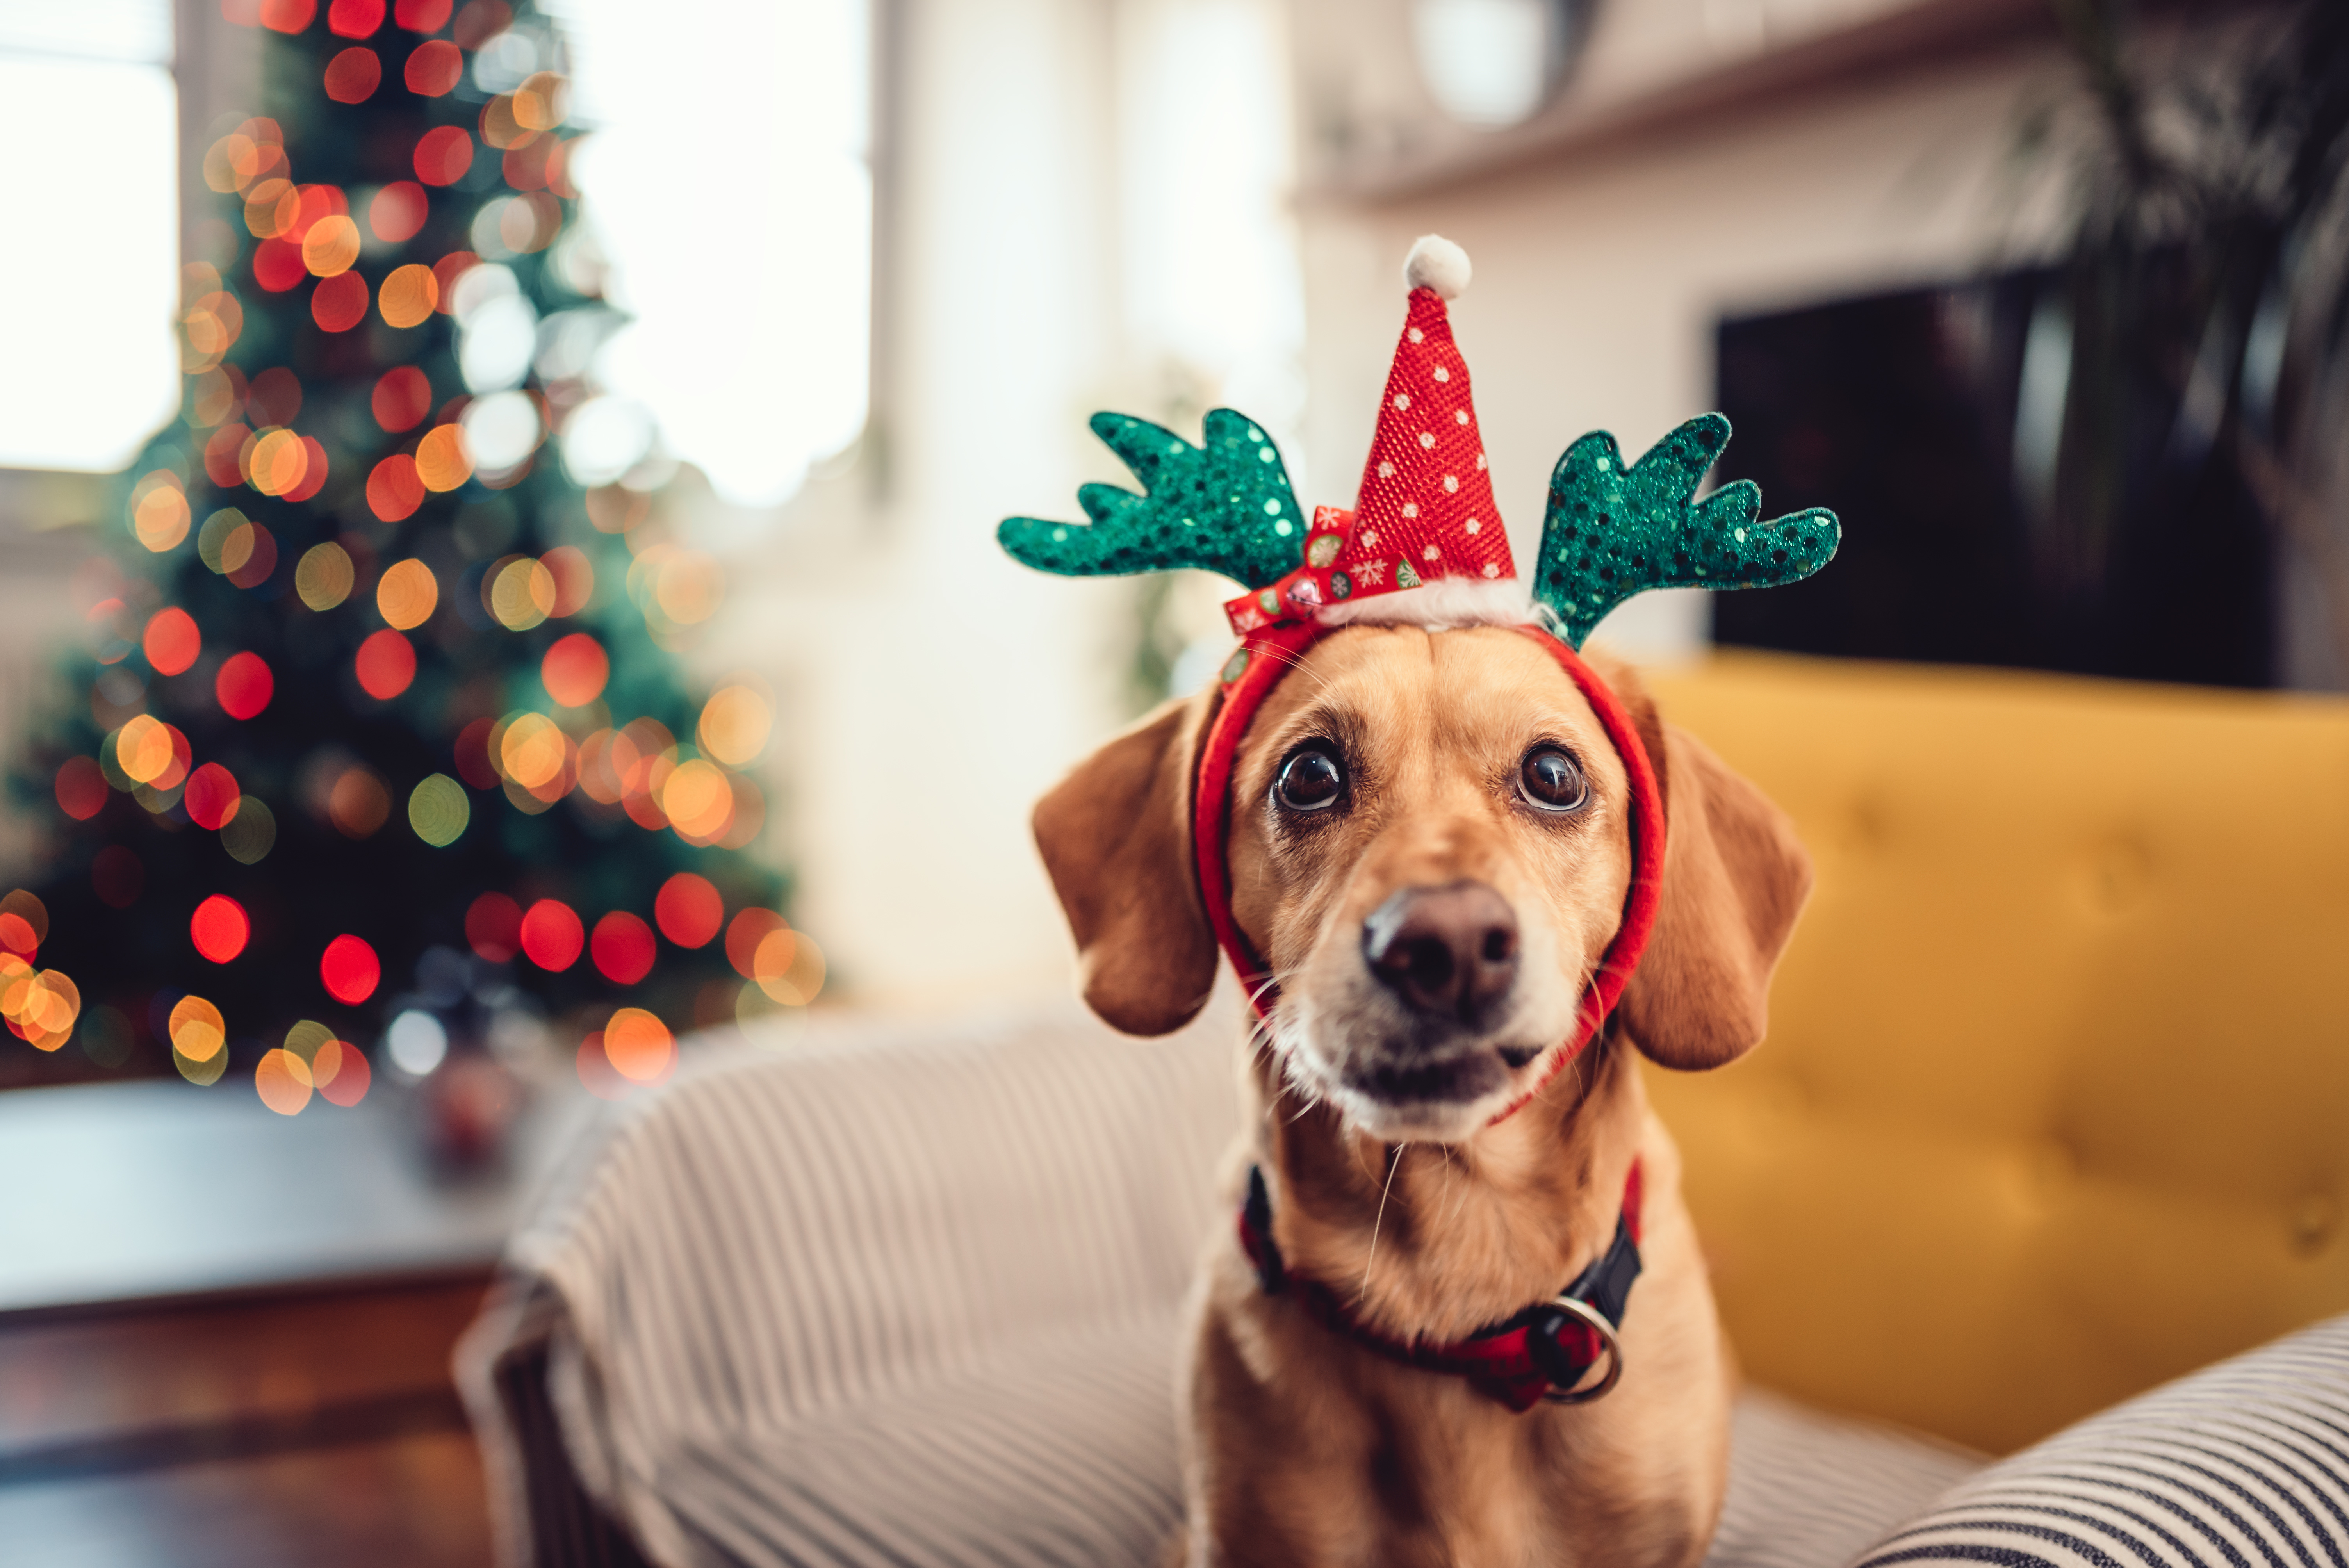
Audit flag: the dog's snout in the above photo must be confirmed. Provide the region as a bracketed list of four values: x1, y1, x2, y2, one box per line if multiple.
[1362, 881, 1519, 1025]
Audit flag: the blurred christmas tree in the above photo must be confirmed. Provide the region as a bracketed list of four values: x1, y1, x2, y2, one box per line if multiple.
[0, 0, 822, 1122]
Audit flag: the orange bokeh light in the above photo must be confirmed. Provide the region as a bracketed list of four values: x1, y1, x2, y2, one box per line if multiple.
[602, 1007, 675, 1084]
[169, 994, 227, 1063]
[143, 607, 201, 675]
[725, 908, 788, 980]
[255, 1048, 314, 1115]
[377, 558, 438, 629]
[380, 263, 439, 329]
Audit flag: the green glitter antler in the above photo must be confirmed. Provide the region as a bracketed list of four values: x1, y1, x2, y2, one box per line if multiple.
[1533, 414, 1839, 649]
[998, 408, 1305, 590]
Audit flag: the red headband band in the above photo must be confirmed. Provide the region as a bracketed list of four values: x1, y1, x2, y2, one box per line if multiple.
[1191, 618, 1666, 1126]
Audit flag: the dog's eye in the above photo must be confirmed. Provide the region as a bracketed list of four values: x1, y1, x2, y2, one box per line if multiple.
[1519, 747, 1588, 813]
[1275, 747, 1346, 813]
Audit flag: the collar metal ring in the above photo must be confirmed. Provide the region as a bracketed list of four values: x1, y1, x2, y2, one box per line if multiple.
[1536, 1294, 1625, 1405]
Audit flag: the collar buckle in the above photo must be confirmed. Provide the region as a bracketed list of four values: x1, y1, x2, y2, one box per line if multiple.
[1530, 1294, 1625, 1404]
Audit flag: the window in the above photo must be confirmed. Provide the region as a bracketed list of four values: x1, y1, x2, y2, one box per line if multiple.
[0, 3, 181, 473]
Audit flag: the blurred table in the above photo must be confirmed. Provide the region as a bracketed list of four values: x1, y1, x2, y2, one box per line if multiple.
[0, 1074, 603, 1568]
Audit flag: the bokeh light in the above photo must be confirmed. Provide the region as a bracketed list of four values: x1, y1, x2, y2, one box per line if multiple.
[217, 797, 274, 867]
[169, 994, 228, 1083]
[488, 555, 556, 629]
[115, 716, 175, 784]
[367, 453, 425, 520]
[575, 1030, 632, 1099]
[55, 757, 108, 821]
[197, 506, 248, 571]
[406, 38, 463, 95]
[215, 651, 274, 718]
[254, 238, 307, 292]
[369, 180, 428, 243]
[247, 428, 310, 496]
[225, 523, 278, 589]
[372, 367, 432, 432]
[591, 911, 654, 984]
[328, 766, 392, 837]
[415, 424, 473, 490]
[726, 908, 787, 980]
[414, 125, 474, 186]
[466, 891, 522, 962]
[754, 926, 826, 1005]
[143, 607, 201, 675]
[260, 0, 317, 35]
[654, 872, 722, 948]
[312, 271, 369, 332]
[408, 772, 469, 846]
[519, 898, 582, 970]
[542, 545, 593, 615]
[386, 1009, 447, 1076]
[320, 934, 381, 1003]
[461, 390, 539, 470]
[380, 262, 439, 328]
[324, 47, 381, 103]
[130, 474, 191, 552]
[453, 716, 498, 788]
[256, 1048, 314, 1114]
[697, 682, 772, 767]
[377, 558, 438, 629]
[397, 0, 453, 34]
[314, 1038, 372, 1107]
[602, 1007, 674, 1083]
[659, 758, 732, 841]
[184, 763, 242, 830]
[330, 0, 386, 39]
[190, 894, 250, 963]
[296, 541, 355, 610]
[0, 890, 43, 953]
[499, 713, 565, 789]
[541, 633, 607, 707]
[355, 629, 417, 699]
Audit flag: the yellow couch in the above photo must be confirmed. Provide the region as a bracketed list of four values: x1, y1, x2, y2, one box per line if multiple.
[1640, 652, 2349, 1456]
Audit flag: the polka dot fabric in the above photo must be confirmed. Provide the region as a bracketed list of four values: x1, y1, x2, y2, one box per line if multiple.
[1342, 287, 1515, 588]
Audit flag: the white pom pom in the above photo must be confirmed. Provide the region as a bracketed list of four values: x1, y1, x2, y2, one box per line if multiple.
[1403, 235, 1471, 300]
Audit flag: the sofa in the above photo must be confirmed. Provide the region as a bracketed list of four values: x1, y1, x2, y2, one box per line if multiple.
[461, 652, 2349, 1566]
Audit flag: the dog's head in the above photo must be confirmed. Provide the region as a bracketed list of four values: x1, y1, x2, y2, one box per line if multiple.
[1032, 622, 1812, 1141]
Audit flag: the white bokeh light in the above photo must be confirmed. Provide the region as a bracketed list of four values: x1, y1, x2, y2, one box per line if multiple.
[544, 0, 872, 507]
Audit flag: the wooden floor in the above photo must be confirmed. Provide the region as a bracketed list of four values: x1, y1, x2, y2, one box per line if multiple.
[0, 1274, 498, 1566]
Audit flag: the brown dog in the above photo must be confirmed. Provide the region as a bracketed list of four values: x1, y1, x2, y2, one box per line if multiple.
[1032, 618, 1812, 1566]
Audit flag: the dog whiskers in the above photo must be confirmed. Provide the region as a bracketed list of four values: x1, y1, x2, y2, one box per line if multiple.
[1359, 1142, 1403, 1305]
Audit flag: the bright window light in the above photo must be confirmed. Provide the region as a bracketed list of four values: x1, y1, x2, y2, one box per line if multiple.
[544, 0, 872, 508]
[0, 5, 180, 474]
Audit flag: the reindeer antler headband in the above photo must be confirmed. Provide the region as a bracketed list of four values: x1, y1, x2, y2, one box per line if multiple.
[1000, 237, 1840, 1090]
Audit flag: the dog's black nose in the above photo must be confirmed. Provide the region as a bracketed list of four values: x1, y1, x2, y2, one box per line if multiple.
[1362, 881, 1519, 1025]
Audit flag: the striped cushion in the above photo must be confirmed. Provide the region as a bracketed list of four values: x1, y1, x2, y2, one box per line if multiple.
[1844, 1314, 2349, 1568]
[491, 997, 1244, 1565]
[1707, 1391, 1985, 1568]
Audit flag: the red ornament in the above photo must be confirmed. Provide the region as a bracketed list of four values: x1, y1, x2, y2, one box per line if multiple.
[216, 651, 274, 719]
[355, 629, 417, 700]
[184, 763, 242, 830]
[321, 934, 381, 1003]
[143, 607, 201, 676]
[591, 912, 656, 985]
[191, 895, 251, 964]
[655, 873, 723, 949]
[465, 891, 522, 962]
[520, 900, 584, 971]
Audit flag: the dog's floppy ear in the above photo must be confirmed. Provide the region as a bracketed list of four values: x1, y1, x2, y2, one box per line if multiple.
[1602, 663, 1813, 1071]
[1032, 689, 1221, 1036]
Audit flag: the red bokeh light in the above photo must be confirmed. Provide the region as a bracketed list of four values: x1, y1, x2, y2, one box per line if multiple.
[371, 366, 432, 432]
[288, 184, 349, 246]
[55, 757, 107, 821]
[655, 873, 723, 949]
[542, 545, 593, 616]
[215, 651, 274, 719]
[313, 271, 369, 332]
[394, 0, 451, 29]
[453, 716, 498, 789]
[540, 633, 608, 708]
[413, 126, 473, 186]
[320, 934, 381, 1003]
[246, 366, 302, 426]
[726, 908, 788, 980]
[430, 250, 478, 312]
[253, 238, 307, 292]
[184, 763, 242, 830]
[0, 914, 34, 959]
[190, 895, 251, 964]
[590, 912, 656, 985]
[323, 46, 380, 102]
[204, 422, 250, 486]
[520, 899, 584, 971]
[91, 845, 143, 909]
[404, 38, 462, 95]
[369, 180, 428, 244]
[367, 453, 424, 520]
[354, 628, 417, 700]
[315, 1039, 372, 1106]
[143, 607, 201, 676]
[465, 891, 522, 962]
[284, 437, 331, 504]
[260, 0, 316, 33]
[328, 0, 385, 36]
[226, 523, 278, 590]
